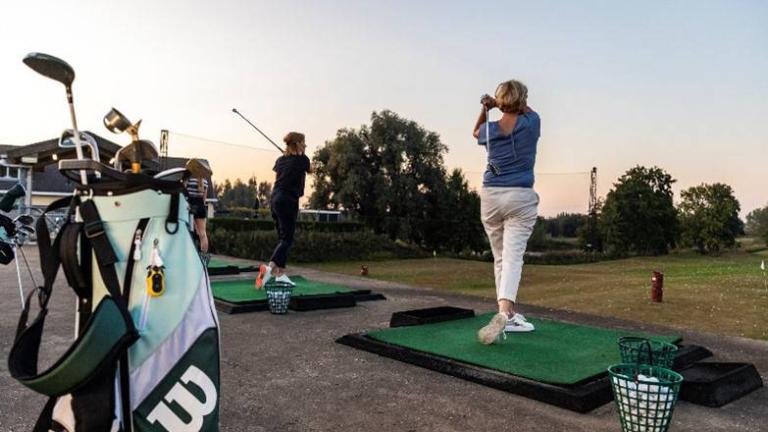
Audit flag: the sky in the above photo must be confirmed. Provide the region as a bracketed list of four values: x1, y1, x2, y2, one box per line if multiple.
[0, 0, 766, 216]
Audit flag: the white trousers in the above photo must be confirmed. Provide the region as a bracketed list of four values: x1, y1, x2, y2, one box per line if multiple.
[480, 187, 539, 303]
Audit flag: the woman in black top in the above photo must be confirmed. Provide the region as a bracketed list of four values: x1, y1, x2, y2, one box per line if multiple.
[256, 132, 311, 288]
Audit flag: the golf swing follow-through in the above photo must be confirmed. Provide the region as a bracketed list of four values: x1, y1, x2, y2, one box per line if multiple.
[473, 80, 541, 344]
[230, 107, 309, 289]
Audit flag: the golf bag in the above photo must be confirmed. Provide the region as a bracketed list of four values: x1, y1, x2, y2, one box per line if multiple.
[8, 173, 221, 431]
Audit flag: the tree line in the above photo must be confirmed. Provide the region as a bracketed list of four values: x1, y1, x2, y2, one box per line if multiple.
[216, 110, 767, 257]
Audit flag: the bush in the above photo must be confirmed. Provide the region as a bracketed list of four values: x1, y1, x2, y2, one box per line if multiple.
[209, 228, 427, 263]
[209, 217, 365, 233]
[523, 251, 609, 265]
[452, 249, 609, 265]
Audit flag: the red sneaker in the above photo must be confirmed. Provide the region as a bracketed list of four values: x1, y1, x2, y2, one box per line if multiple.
[256, 264, 272, 289]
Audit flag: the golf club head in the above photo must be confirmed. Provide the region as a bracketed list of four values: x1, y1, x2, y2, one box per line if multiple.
[14, 215, 34, 226]
[59, 130, 100, 162]
[23, 53, 75, 87]
[186, 158, 213, 178]
[103, 108, 133, 134]
[0, 183, 26, 212]
[17, 225, 35, 235]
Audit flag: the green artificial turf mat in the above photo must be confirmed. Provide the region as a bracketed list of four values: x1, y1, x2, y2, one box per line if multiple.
[368, 313, 680, 385]
[208, 259, 255, 270]
[212, 276, 354, 303]
[208, 259, 235, 269]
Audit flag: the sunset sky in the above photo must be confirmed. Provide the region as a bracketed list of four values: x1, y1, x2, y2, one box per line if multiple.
[1, 0, 765, 216]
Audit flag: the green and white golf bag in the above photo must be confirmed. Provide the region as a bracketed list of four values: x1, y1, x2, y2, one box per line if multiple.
[8, 172, 221, 431]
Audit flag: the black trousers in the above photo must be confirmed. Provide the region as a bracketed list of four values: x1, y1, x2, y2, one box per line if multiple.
[269, 193, 299, 268]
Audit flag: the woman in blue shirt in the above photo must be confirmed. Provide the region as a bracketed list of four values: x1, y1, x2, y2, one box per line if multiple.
[473, 80, 541, 344]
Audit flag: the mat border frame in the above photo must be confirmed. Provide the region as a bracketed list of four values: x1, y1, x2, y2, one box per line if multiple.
[215, 290, 386, 314]
[336, 332, 711, 413]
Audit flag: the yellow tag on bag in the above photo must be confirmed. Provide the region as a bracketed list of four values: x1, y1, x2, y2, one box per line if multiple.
[146, 265, 165, 297]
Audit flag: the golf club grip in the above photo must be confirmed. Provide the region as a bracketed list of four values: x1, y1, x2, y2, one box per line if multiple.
[0, 184, 25, 212]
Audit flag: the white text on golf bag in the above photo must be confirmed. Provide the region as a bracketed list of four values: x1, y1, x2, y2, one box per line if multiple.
[146, 365, 217, 431]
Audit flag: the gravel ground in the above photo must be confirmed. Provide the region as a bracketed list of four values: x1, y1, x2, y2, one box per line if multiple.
[0, 249, 765, 431]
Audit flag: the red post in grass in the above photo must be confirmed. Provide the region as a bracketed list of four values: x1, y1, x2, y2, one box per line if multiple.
[651, 271, 664, 302]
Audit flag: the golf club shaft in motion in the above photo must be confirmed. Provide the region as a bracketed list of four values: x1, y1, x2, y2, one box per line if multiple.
[231, 108, 284, 153]
[484, 106, 490, 151]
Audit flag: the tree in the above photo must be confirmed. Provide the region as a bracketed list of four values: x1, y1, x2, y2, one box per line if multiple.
[545, 212, 587, 238]
[257, 181, 273, 208]
[678, 183, 742, 254]
[745, 205, 768, 245]
[526, 217, 549, 252]
[600, 166, 678, 255]
[427, 169, 485, 253]
[578, 200, 603, 252]
[217, 176, 259, 209]
[311, 110, 483, 251]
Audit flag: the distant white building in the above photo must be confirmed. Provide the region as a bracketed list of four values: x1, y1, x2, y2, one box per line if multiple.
[299, 209, 343, 222]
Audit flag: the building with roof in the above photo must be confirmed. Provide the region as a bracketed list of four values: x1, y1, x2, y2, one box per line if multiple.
[0, 132, 216, 216]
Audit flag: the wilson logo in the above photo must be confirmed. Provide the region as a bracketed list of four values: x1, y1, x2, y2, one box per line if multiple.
[146, 365, 217, 431]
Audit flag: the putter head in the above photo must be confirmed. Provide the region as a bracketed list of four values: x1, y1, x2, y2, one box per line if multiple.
[23, 53, 75, 87]
[104, 108, 142, 141]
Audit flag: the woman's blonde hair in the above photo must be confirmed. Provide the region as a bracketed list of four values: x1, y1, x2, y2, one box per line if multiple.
[495, 80, 528, 114]
[283, 131, 305, 155]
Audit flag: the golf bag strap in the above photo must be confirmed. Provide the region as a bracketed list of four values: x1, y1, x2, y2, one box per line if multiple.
[32, 397, 58, 432]
[11, 194, 71, 337]
[78, 200, 136, 331]
[166, 191, 180, 234]
[78, 201, 122, 301]
[7, 197, 71, 380]
[0, 213, 15, 237]
[0, 214, 16, 264]
[12, 195, 74, 338]
[36, 197, 75, 301]
[0, 241, 12, 265]
[59, 222, 89, 299]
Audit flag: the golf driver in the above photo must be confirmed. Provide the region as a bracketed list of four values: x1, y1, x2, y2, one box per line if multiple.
[231, 108, 284, 153]
[23, 52, 88, 184]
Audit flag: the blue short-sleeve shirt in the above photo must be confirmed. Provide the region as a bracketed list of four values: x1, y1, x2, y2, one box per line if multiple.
[478, 111, 540, 188]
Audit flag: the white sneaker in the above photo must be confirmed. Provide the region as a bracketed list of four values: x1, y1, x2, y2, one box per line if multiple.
[505, 313, 535, 332]
[256, 264, 272, 289]
[478, 313, 508, 345]
[274, 274, 296, 286]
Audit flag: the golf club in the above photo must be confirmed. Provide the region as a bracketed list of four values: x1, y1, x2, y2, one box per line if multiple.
[104, 107, 158, 173]
[59, 130, 100, 163]
[0, 183, 26, 212]
[482, 96, 500, 176]
[13, 214, 34, 227]
[23, 52, 88, 184]
[231, 108, 284, 153]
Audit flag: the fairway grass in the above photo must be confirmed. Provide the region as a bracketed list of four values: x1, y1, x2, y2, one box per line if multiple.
[308, 251, 768, 340]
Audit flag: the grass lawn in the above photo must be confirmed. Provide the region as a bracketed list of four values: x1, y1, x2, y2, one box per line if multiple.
[308, 251, 768, 340]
